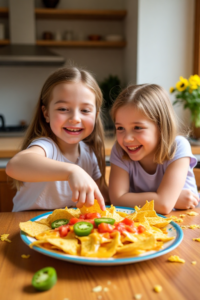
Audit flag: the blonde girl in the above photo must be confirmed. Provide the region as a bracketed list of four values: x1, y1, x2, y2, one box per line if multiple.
[6, 67, 107, 212]
[109, 84, 199, 214]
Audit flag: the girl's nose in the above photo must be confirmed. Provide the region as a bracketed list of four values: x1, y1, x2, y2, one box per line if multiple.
[68, 111, 81, 124]
[124, 133, 134, 143]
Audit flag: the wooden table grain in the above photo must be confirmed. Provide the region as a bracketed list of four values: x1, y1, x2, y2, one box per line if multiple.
[1, 208, 200, 300]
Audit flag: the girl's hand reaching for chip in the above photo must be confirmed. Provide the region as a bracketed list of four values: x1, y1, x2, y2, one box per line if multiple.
[175, 189, 199, 210]
[67, 165, 105, 211]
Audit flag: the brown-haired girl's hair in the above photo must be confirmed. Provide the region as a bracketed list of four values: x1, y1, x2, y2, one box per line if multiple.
[111, 84, 178, 164]
[14, 67, 105, 189]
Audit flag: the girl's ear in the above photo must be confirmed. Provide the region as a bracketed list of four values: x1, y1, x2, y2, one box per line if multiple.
[42, 106, 50, 123]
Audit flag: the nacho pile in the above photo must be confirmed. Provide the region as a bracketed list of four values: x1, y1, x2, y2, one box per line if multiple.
[19, 200, 175, 259]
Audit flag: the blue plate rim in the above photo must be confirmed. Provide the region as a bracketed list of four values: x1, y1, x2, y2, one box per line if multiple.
[20, 206, 183, 265]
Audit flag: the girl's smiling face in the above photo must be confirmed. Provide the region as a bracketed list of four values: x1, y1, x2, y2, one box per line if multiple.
[115, 104, 160, 171]
[43, 81, 96, 148]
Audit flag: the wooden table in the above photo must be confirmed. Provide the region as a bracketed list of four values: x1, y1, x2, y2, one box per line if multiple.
[1, 207, 200, 300]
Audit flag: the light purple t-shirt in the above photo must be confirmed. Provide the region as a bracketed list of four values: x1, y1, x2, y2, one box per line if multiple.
[110, 136, 198, 196]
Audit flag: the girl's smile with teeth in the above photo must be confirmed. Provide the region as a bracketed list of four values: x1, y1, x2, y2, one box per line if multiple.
[127, 145, 141, 150]
[64, 127, 83, 132]
[63, 127, 84, 135]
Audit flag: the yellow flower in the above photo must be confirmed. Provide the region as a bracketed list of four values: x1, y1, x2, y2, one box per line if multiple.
[170, 87, 175, 93]
[176, 76, 188, 92]
[189, 74, 200, 86]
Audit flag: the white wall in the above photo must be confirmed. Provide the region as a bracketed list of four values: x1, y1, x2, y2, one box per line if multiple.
[0, 0, 125, 126]
[124, 0, 138, 85]
[136, 0, 195, 125]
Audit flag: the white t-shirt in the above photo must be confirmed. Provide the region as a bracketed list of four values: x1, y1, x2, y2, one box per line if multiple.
[12, 138, 101, 212]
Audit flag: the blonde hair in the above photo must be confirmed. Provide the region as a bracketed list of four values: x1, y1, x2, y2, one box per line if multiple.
[111, 84, 178, 164]
[15, 67, 105, 189]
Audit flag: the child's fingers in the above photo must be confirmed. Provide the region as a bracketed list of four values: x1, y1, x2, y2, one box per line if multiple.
[193, 198, 199, 207]
[193, 193, 199, 201]
[94, 187, 105, 211]
[76, 191, 86, 208]
[84, 191, 95, 207]
[71, 190, 79, 203]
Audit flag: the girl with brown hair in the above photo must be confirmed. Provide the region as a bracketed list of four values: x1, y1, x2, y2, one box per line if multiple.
[109, 84, 199, 214]
[6, 67, 108, 212]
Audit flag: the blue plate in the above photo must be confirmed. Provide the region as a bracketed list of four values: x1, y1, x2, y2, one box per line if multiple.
[20, 206, 183, 266]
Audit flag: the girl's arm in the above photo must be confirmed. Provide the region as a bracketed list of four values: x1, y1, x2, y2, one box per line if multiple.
[6, 146, 105, 210]
[109, 158, 198, 214]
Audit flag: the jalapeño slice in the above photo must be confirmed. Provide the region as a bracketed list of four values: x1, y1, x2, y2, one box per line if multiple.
[32, 267, 57, 291]
[74, 221, 93, 236]
[94, 217, 115, 226]
[51, 218, 69, 229]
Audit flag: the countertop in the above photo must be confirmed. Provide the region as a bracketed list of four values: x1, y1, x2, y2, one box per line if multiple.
[0, 207, 200, 299]
[0, 136, 116, 158]
[1, 136, 200, 159]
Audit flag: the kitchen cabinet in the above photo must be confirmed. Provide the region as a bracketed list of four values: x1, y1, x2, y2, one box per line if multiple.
[36, 40, 126, 47]
[0, 7, 7, 17]
[0, 7, 126, 48]
[35, 8, 126, 20]
[36, 8, 126, 48]
[0, 169, 15, 212]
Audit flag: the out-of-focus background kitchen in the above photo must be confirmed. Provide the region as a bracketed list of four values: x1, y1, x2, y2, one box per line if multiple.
[0, 0, 199, 211]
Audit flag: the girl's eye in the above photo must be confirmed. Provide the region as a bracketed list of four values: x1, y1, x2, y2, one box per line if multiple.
[58, 108, 69, 112]
[81, 109, 90, 113]
[135, 126, 143, 130]
[116, 126, 124, 131]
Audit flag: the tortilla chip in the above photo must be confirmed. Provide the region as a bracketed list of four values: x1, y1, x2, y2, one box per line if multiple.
[186, 211, 199, 216]
[19, 221, 51, 237]
[80, 199, 106, 216]
[65, 208, 81, 218]
[140, 200, 154, 211]
[150, 226, 174, 242]
[127, 212, 137, 221]
[117, 235, 157, 254]
[0, 234, 11, 243]
[117, 211, 128, 218]
[35, 218, 51, 227]
[79, 232, 101, 257]
[146, 217, 171, 228]
[168, 255, 185, 263]
[31, 238, 79, 255]
[193, 237, 200, 242]
[47, 238, 79, 255]
[35, 229, 60, 240]
[134, 211, 147, 222]
[121, 231, 140, 243]
[47, 208, 80, 225]
[96, 231, 122, 258]
[114, 249, 146, 258]
[105, 209, 124, 222]
[134, 206, 140, 212]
